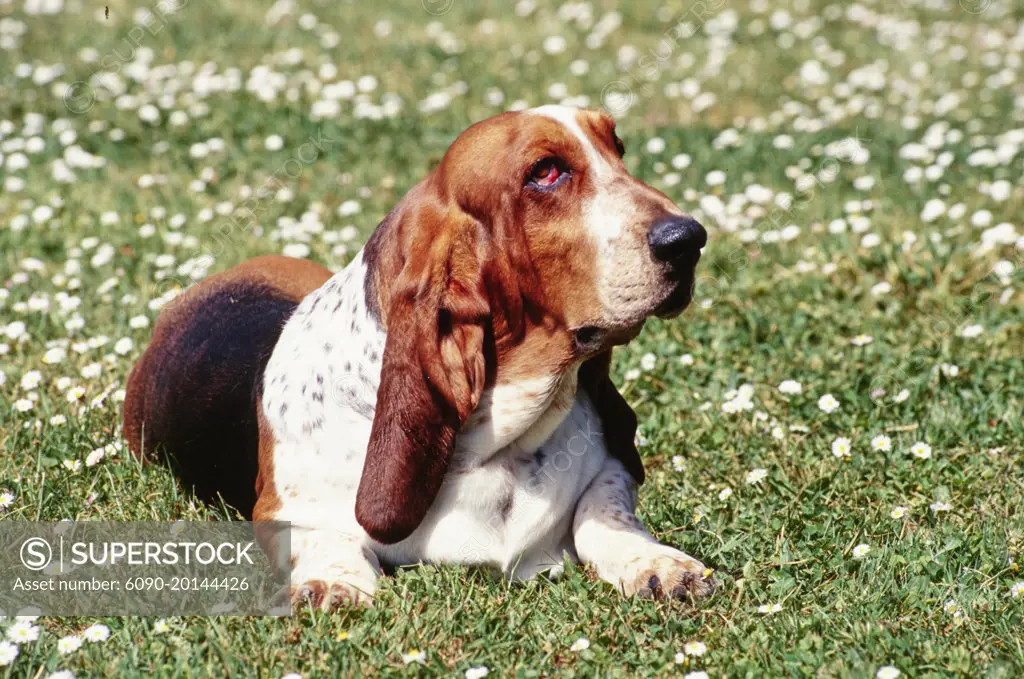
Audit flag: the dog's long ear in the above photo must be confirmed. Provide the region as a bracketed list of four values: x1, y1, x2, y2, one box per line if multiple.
[579, 351, 645, 485]
[355, 205, 492, 544]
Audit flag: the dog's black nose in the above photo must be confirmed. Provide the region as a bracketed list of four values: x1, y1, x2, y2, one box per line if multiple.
[647, 216, 707, 263]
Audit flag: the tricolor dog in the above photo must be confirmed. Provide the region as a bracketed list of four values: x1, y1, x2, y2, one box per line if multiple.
[124, 106, 712, 608]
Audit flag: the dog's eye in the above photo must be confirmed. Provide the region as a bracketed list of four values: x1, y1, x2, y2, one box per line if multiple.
[613, 135, 625, 157]
[527, 157, 570, 189]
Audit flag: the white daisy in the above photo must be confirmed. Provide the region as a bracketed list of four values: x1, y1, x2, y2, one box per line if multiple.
[0, 641, 18, 665]
[910, 442, 932, 459]
[871, 435, 891, 451]
[82, 623, 109, 642]
[569, 637, 590, 652]
[831, 437, 852, 458]
[778, 380, 802, 395]
[6, 621, 40, 644]
[817, 394, 840, 413]
[57, 635, 82, 655]
[745, 468, 768, 485]
[401, 649, 426, 664]
[683, 640, 707, 656]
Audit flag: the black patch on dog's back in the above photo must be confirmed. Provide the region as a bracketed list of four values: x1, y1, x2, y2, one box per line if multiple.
[133, 283, 298, 516]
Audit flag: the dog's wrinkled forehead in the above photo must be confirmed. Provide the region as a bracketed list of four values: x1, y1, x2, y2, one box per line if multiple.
[434, 106, 623, 195]
[528, 105, 621, 178]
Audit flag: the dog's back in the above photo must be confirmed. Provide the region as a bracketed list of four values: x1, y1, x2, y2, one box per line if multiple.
[123, 256, 331, 516]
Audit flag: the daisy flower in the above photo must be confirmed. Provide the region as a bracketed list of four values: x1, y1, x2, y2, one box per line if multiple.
[7, 621, 40, 644]
[909, 442, 932, 459]
[930, 501, 952, 514]
[718, 487, 733, 501]
[640, 353, 656, 371]
[870, 435, 891, 451]
[0, 641, 18, 665]
[817, 394, 840, 413]
[831, 437, 852, 458]
[890, 506, 908, 519]
[876, 667, 901, 679]
[684, 673, 710, 679]
[569, 637, 590, 652]
[82, 624, 109, 642]
[57, 635, 82, 655]
[778, 380, 802, 395]
[852, 544, 871, 559]
[113, 338, 133, 355]
[745, 468, 768, 485]
[401, 649, 426, 664]
[758, 602, 783, 614]
[465, 667, 489, 679]
[672, 456, 685, 472]
[152, 619, 171, 634]
[960, 324, 983, 339]
[0, 491, 14, 509]
[683, 640, 707, 656]
[1009, 582, 1024, 598]
[850, 334, 873, 347]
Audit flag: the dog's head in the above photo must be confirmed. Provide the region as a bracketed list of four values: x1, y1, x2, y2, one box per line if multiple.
[356, 106, 706, 543]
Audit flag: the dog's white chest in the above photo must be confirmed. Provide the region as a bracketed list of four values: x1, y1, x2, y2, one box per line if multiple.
[376, 393, 609, 576]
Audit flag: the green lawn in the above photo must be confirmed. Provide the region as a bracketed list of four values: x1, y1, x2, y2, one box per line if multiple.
[1, 0, 1023, 676]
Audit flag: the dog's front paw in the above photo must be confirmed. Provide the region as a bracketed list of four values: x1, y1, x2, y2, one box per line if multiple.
[620, 549, 715, 601]
[290, 574, 376, 610]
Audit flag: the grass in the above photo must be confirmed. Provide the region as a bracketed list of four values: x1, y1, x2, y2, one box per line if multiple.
[1, 0, 1023, 676]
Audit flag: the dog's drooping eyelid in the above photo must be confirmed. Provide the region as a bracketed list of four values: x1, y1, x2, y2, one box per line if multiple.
[525, 156, 571, 190]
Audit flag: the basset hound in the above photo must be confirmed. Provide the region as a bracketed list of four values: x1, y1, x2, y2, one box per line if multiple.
[124, 105, 713, 609]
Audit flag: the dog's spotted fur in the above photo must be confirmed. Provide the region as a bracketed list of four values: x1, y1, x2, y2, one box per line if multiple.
[126, 106, 713, 609]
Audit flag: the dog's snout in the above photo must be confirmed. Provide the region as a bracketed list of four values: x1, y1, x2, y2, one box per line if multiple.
[647, 216, 707, 263]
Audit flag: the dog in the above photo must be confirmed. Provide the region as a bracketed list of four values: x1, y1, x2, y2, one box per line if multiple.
[124, 105, 712, 609]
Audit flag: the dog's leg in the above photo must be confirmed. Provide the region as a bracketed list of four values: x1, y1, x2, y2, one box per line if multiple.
[287, 528, 381, 609]
[573, 458, 714, 600]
